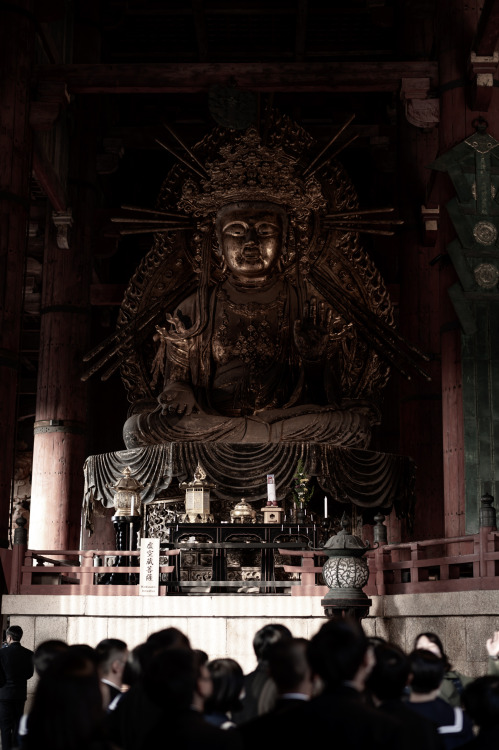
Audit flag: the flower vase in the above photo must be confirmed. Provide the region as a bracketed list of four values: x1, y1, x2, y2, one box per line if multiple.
[294, 505, 306, 524]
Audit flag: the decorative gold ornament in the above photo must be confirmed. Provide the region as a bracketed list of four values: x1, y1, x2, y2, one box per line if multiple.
[230, 498, 256, 524]
[473, 220, 498, 246]
[107, 466, 144, 517]
[177, 128, 326, 218]
[474, 262, 499, 288]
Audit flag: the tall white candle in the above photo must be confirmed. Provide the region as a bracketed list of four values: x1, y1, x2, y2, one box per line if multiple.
[324, 496, 327, 519]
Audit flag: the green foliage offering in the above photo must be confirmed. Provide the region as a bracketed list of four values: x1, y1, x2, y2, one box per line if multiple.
[292, 459, 314, 507]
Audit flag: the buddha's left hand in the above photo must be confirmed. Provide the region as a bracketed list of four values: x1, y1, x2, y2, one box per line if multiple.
[293, 298, 332, 361]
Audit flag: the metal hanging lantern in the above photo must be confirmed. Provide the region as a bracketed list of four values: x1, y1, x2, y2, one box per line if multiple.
[320, 513, 372, 620]
[179, 464, 215, 523]
[107, 466, 144, 517]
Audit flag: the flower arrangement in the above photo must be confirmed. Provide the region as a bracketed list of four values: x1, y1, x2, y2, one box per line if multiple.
[292, 459, 314, 508]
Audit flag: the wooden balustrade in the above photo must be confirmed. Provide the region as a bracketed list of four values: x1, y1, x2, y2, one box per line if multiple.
[4, 524, 499, 597]
[17, 548, 179, 596]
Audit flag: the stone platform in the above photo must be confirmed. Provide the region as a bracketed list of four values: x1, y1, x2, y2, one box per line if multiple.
[2, 590, 498, 706]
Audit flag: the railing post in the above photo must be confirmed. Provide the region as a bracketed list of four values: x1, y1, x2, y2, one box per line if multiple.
[479, 492, 496, 578]
[80, 551, 94, 595]
[374, 545, 386, 596]
[9, 517, 27, 594]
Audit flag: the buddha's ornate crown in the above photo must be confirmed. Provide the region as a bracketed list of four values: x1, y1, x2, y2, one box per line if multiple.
[177, 127, 326, 217]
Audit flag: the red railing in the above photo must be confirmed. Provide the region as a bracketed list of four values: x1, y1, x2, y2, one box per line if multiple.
[12, 549, 179, 596]
[364, 526, 499, 596]
[4, 524, 499, 597]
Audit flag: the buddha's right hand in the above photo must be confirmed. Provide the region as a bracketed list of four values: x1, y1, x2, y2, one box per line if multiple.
[158, 382, 200, 416]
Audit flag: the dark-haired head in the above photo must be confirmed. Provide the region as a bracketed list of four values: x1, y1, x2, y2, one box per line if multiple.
[33, 640, 68, 676]
[143, 647, 197, 713]
[27, 647, 105, 750]
[414, 632, 451, 671]
[6, 625, 23, 642]
[409, 649, 445, 694]
[266, 637, 311, 694]
[462, 676, 499, 728]
[146, 627, 191, 652]
[307, 618, 369, 686]
[95, 638, 127, 679]
[252, 623, 292, 663]
[205, 658, 244, 715]
[366, 642, 410, 701]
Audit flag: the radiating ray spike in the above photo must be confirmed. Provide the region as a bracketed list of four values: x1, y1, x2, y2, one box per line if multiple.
[119, 227, 192, 235]
[328, 227, 396, 236]
[324, 219, 404, 226]
[113, 218, 194, 225]
[325, 208, 395, 219]
[162, 122, 209, 178]
[120, 205, 190, 219]
[303, 114, 356, 177]
[155, 139, 207, 180]
[307, 134, 359, 177]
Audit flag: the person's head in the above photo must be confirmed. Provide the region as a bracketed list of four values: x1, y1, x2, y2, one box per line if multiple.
[146, 627, 191, 653]
[414, 632, 450, 670]
[215, 202, 287, 282]
[95, 638, 128, 686]
[6, 625, 23, 643]
[307, 618, 373, 688]
[252, 623, 293, 664]
[33, 640, 69, 676]
[205, 658, 244, 715]
[192, 648, 213, 710]
[143, 647, 198, 713]
[462, 676, 499, 729]
[366, 642, 410, 701]
[27, 646, 105, 750]
[409, 649, 445, 694]
[267, 637, 315, 696]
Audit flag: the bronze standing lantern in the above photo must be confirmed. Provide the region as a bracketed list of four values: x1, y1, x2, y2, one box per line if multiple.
[320, 514, 372, 620]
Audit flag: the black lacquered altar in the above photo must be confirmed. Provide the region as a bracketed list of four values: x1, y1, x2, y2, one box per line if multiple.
[160, 522, 319, 593]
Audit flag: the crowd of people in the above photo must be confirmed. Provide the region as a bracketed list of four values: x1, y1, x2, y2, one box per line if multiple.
[0, 620, 499, 750]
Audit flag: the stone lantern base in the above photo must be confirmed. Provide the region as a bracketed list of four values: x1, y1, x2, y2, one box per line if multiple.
[321, 587, 372, 621]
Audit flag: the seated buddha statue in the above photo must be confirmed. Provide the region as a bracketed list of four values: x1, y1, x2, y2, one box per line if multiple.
[123, 199, 379, 448]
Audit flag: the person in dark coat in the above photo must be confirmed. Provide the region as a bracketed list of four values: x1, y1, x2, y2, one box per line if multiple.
[366, 640, 444, 750]
[237, 637, 317, 750]
[407, 649, 474, 750]
[301, 618, 407, 750]
[461, 675, 499, 749]
[231, 623, 292, 725]
[0, 625, 34, 750]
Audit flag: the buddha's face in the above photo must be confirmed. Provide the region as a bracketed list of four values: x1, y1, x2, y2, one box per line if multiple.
[216, 203, 285, 282]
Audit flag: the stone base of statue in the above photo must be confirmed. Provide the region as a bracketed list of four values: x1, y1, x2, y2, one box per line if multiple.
[83, 441, 415, 531]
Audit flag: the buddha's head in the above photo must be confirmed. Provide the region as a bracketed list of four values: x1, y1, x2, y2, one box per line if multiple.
[215, 201, 288, 282]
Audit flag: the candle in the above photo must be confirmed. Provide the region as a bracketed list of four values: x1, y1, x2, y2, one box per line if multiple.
[324, 496, 328, 519]
[267, 474, 277, 506]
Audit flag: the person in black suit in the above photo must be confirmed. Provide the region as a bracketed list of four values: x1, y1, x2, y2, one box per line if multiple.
[95, 638, 128, 708]
[302, 618, 408, 750]
[237, 637, 317, 750]
[0, 625, 34, 750]
[366, 640, 444, 750]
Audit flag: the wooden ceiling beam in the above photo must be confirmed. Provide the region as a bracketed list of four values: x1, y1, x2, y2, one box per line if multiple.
[36, 61, 438, 94]
[295, 0, 308, 62]
[191, 0, 209, 62]
[473, 0, 499, 56]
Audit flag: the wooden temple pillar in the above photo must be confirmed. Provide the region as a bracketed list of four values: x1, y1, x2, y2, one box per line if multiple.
[29, 6, 100, 550]
[0, 1, 36, 548]
[394, 3, 444, 543]
[436, 0, 499, 536]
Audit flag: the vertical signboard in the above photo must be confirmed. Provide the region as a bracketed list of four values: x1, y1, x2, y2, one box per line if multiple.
[139, 537, 160, 596]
